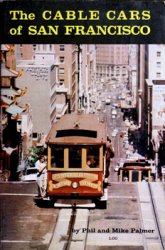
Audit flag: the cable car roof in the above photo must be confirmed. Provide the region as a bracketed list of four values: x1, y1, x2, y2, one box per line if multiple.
[46, 113, 107, 145]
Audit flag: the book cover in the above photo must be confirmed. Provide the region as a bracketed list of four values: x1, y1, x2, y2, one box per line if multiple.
[0, 1, 165, 250]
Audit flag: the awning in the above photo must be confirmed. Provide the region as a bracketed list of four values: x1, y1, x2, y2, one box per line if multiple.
[2, 88, 20, 97]
[56, 103, 68, 118]
[6, 104, 24, 115]
[0, 44, 10, 51]
[1, 63, 19, 77]
[1, 96, 13, 105]
[56, 103, 65, 113]
[55, 85, 68, 93]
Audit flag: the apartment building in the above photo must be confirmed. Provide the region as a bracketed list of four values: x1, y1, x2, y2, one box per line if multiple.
[137, 45, 165, 161]
[148, 45, 165, 80]
[16, 44, 72, 94]
[16, 44, 96, 114]
[16, 45, 59, 138]
[96, 44, 129, 81]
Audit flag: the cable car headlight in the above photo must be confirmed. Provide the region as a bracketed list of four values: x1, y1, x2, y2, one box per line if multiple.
[72, 181, 78, 189]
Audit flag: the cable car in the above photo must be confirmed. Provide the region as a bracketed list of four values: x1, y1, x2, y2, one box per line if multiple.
[35, 113, 108, 208]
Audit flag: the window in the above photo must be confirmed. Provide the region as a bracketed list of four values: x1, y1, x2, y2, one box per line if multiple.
[60, 56, 64, 63]
[50, 145, 101, 169]
[33, 44, 36, 51]
[157, 51, 161, 57]
[51, 146, 64, 168]
[59, 68, 64, 75]
[86, 146, 100, 168]
[156, 62, 161, 68]
[60, 44, 65, 51]
[55, 129, 97, 138]
[156, 72, 161, 78]
[69, 146, 81, 168]
[32, 132, 38, 140]
[26, 169, 38, 175]
[59, 79, 64, 85]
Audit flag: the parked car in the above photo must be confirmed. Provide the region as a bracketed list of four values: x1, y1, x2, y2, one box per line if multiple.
[96, 104, 101, 111]
[113, 165, 120, 172]
[112, 114, 116, 119]
[123, 136, 129, 143]
[124, 142, 129, 150]
[111, 131, 116, 137]
[20, 167, 38, 182]
[113, 103, 119, 108]
[105, 98, 111, 105]
[112, 109, 117, 115]
[120, 130, 127, 138]
[124, 119, 130, 127]
[113, 128, 118, 133]
[111, 129, 118, 137]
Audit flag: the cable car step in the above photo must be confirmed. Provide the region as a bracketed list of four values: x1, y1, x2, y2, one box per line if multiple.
[54, 202, 95, 208]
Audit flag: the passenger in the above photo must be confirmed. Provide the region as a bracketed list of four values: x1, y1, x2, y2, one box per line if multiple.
[51, 156, 57, 168]
[35, 155, 47, 197]
[105, 137, 115, 183]
[86, 155, 96, 168]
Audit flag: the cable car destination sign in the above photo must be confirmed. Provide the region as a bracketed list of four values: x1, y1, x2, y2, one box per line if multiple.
[49, 172, 101, 190]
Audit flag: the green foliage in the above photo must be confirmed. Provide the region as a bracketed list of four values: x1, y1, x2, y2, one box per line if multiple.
[28, 146, 45, 167]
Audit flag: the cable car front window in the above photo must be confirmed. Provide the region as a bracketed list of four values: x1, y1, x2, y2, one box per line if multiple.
[86, 146, 100, 168]
[51, 146, 64, 168]
[50, 145, 101, 170]
[69, 146, 82, 168]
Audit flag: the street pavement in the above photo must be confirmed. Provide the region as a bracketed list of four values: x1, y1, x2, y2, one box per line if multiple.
[0, 182, 59, 250]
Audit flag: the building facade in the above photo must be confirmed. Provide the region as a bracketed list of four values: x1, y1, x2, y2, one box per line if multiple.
[148, 45, 165, 80]
[137, 45, 165, 169]
[16, 45, 59, 139]
[1, 44, 31, 179]
[16, 44, 96, 114]
[96, 44, 129, 82]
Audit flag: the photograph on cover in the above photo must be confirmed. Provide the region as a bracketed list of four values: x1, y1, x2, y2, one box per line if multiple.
[1, 0, 165, 249]
[1, 43, 165, 249]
